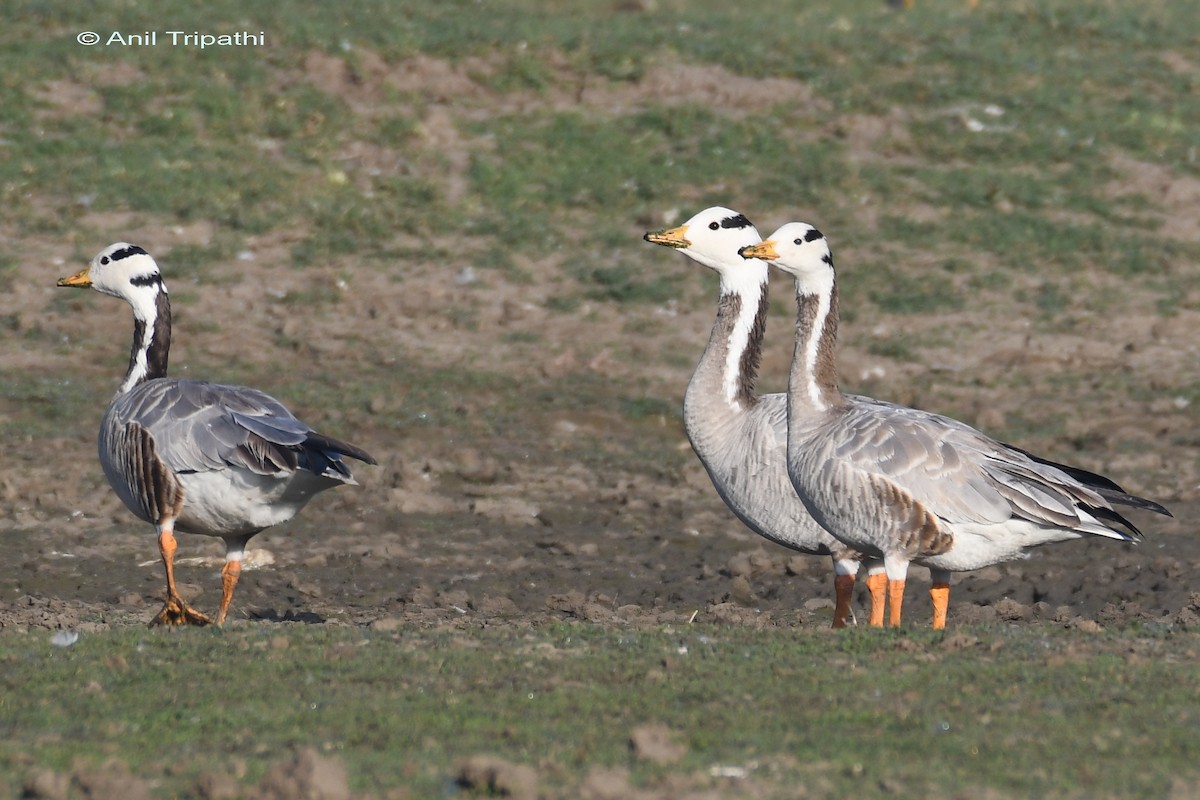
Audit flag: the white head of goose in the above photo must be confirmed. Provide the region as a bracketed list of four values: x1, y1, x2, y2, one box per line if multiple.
[644, 208, 879, 628]
[741, 223, 1171, 629]
[645, 207, 768, 410]
[58, 243, 377, 626]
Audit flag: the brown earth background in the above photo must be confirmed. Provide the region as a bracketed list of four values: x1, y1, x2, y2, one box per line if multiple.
[3, 13, 1199, 642]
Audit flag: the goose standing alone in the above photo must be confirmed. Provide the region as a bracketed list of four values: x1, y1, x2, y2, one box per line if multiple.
[740, 223, 1170, 629]
[58, 243, 377, 626]
[644, 207, 883, 627]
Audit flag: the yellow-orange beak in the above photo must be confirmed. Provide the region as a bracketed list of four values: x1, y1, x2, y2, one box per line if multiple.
[57, 267, 93, 288]
[738, 240, 778, 261]
[643, 224, 690, 249]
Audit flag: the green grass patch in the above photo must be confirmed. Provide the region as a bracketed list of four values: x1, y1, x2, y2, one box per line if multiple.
[863, 267, 965, 316]
[4, 0, 1196, 312]
[0, 375, 96, 440]
[1, 623, 1198, 797]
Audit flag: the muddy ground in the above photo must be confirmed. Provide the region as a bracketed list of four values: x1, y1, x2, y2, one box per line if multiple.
[2, 394, 1196, 634]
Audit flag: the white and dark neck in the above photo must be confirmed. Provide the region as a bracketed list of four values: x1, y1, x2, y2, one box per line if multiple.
[787, 267, 843, 413]
[691, 271, 769, 412]
[117, 276, 172, 395]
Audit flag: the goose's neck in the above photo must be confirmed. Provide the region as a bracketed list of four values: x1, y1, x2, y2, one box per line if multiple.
[788, 273, 844, 413]
[118, 286, 172, 395]
[689, 278, 768, 413]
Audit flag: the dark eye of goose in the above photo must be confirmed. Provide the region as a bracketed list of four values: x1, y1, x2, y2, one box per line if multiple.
[101, 256, 110, 265]
[793, 238, 803, 245]
[709, 221, 719, 230]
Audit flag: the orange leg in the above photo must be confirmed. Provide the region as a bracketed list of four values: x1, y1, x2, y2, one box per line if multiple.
[832, 574, 856, 629]
[215, 560, 242, 625]
[865, 572, 887, 627]
[150, 528, 212, 627]
[887, 580, 906, 628]
[930, 583, 950, 630]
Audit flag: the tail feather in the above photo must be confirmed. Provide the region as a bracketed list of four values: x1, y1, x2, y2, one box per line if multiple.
[296, 431, 377, 482]
[1005, 442, 1172, 518]
[1083, 504, 1144, 542]
[305, 431, 378, 466]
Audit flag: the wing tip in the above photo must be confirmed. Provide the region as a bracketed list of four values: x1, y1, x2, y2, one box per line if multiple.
[305, 431, 377, 467]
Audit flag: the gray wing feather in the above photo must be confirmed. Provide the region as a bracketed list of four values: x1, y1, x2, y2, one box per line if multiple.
[826, 406, 1008, 525]
[230, 410, 309, 446]
[745, 393, 788, 482]
[824, 401, 1148, 536]
[109, 378, 373, 480]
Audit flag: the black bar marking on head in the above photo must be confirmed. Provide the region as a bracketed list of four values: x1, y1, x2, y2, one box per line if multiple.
[111, 245, 149, 261]
[804, 227, 824, 243]
[130, 273, 162, 288]
[720, 214, 754, 230]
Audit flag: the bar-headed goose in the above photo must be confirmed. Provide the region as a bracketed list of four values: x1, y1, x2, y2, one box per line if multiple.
[58, 243, 376, 626]
[645, 207, 883, 627]
[740, 223, 1170, 628]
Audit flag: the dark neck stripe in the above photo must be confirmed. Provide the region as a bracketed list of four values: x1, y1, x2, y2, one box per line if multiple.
[111, 245, 149, 261]
[735, 282, 768, 407]
[123, 287, 172, 390]
[712, 281, 767, 409]
[792, 278, 841, 406]
[130, 273, 162, 288]
[147, 290, 172, 380]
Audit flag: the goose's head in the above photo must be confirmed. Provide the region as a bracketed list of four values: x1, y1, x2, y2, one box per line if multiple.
[644, 207, 766, 287]
[739, 223, 834, 294]
[58, 243, 166, 309]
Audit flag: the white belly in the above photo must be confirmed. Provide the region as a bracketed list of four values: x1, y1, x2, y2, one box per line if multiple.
[174, 469, 338, 537]
[920, 520, 1084, 572]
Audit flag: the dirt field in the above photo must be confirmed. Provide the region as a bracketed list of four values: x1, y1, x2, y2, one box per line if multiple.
[3, 47, 1197, 639]
[3, 474, 1196, 638]
[2, 224, 1195, 635]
